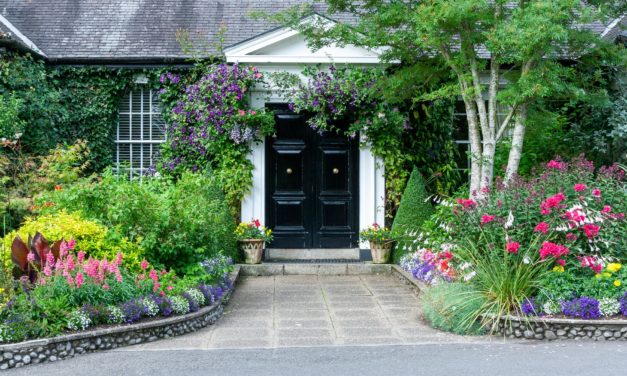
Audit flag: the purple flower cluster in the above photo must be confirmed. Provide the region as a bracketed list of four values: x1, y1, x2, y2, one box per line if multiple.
[161, 64, 265, 171]
[521, 298, 540, 316]
[561, 297, 601, 319]
[150, 294, 173, 317]
[119, 299, 144, 324]
[182, 291, 200, 313]
[620, 293, 627, 316]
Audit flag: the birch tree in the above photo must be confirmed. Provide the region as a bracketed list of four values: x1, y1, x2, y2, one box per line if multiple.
[264, 0, 623, 196]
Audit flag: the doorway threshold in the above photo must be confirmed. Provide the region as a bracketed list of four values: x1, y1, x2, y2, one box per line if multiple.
[265, 248, 361, 261]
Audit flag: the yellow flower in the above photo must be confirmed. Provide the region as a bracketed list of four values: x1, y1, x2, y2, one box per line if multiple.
[614, 280, 622, 287]
[602, 272, 612, 279]
[607, 263, 622, 273]
[595, 274, 601, 279]
[552, 265, 564, 273]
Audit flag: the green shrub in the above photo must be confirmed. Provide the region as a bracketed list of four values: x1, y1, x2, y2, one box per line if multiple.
[0, 210, 145, 271]
[40, 171, 237, 271]
[421, 282, 486, 335]
[391, 167, 433, 263]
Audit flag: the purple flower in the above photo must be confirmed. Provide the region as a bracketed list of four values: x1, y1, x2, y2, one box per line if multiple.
[521, 298, 540, 316]
[561, 297, 601, 319]
[620, 293, 627, 316]
[119, 299, 143, 323]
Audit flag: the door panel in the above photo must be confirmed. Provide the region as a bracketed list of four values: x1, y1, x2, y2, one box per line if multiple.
[266, 104, 358, 249]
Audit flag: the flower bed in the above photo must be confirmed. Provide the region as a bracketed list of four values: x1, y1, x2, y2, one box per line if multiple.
[0, 234, 235, 345]
[397, 156, 626, 336]
[0, 266, 239, 369]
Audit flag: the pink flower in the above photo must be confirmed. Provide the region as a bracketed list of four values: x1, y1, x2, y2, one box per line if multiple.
[160, 291, 165, 297]
[579, 255, 602, 273]
[43, 265, 52, 277]
[250, 110, 257, 115]
[238, 109, 246, 116]
[76, 272, 84, 288]
[566, 233, 578, 242]
[46, 252, 55, 265]
[506, 241, 521, 254]
[480, 214, 495, 224]
[115, 253, 123, 266]
[115, 271, 123, 283]
[534, 222, 550, 234]
[67, 239, 76, 250]
[539, 242, 570, 260]
[77, 251, 85, 264]
[582, 224, 600, 239]
[601, 205, 612, 214]
[167, 285, 173, 291]
[540, 192, 566, 215]
[564, 209, 585, 224]
[103, 283, 109, 291]
[153, 282, 160, 293]
[556, 259, 565, 267]
[573, 183, 586, 192]
[26, 252, 35, 263]
[456, 198, 477, 209]
[140, 259, 149, 270]
[547, 160, 566, 170]
[65, 254, 75, 271]
[149, 269, 159, 283]
[591, 188, 601, 197]
[66, 275, 74, 287]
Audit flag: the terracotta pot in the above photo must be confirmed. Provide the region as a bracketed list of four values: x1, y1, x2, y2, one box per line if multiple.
[369, 240, 393, 264]
[239, 239, 265, 264]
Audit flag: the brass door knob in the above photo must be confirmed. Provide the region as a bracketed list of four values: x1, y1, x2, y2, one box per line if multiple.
[332, 168, 339, 175]
[286, 168, 293, 175]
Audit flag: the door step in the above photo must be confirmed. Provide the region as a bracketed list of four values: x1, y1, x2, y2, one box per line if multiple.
[240, 263, 392, 276]
[265, 248, 361, 261]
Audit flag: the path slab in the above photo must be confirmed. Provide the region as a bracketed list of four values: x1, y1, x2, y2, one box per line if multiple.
[138, 274, 476, 350]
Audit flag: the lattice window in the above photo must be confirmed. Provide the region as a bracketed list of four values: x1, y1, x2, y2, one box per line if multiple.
[115, 88, 166, 178]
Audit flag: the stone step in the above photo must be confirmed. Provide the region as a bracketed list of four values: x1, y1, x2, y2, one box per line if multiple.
[265, 248, 361, 261]
[239, 263, 392, 276]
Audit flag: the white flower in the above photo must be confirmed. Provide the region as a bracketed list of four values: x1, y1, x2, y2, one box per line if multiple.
[599, 298, 620, 317]
[504, 211, 514, 229]
[377, 112, 385, 119]
[463, 271, 476, 281]
[68, 310, 91, 331]
[523, 256, 531, 264]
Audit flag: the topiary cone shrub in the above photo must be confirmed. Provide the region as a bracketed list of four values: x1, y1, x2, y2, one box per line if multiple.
[391, 167, 433, 263]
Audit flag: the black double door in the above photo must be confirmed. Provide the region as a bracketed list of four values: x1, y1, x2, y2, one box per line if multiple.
[266, 105, 359, 249]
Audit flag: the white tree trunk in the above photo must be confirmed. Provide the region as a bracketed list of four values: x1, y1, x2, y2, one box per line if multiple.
[505, 104, 527, 182]
[461, 95, 483, 195]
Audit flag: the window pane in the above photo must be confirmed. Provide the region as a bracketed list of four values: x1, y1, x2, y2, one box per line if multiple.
[452, 115, 468, 140]
[454, 142, 470, 170]
[118, 115, 130, 141]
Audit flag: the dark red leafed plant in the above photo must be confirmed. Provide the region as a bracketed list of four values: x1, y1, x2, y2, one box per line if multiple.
[11, 232, 61, 283]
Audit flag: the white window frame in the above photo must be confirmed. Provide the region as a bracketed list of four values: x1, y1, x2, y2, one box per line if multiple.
[115, 87, 166, 178]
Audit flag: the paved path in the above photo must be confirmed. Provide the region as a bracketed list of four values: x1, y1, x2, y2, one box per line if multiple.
[130, 274, 479, 349]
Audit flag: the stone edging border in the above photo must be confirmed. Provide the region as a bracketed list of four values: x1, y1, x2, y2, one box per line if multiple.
[390, 264, 627, 342]
[495, 313, 627, 341]
[0, 265, 241, 370]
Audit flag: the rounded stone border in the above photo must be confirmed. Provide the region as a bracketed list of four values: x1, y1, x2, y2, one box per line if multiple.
[0, 265, 241, 370]
[496, 314, 627, 341]
[391, 265, 627, 341]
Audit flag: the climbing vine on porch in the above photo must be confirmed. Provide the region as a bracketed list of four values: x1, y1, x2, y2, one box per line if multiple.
[284, 65, 459, 219]
[156, 63, 275, 211]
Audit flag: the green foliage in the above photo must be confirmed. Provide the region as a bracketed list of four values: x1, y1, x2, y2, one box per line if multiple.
[0, 93, 24, 140]
[157, 64, 275, 212]
[391, 168, 433, 263]
[421, 282, 486, 335]
[1, 210, 144, 271]
[40, 171, 237, 271]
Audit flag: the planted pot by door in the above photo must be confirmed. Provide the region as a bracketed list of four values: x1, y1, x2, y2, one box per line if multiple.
[234, 219, 273, 264]
[360, 223, 395, 264]
[369, 240, 394, 264]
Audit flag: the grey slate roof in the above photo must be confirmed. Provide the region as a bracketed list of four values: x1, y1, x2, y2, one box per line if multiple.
[0, 0, 622, 63]
[0, 0, 356, 62]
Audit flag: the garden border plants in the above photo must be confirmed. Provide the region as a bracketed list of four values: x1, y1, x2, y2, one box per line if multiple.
[0, 266, 240, 370]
